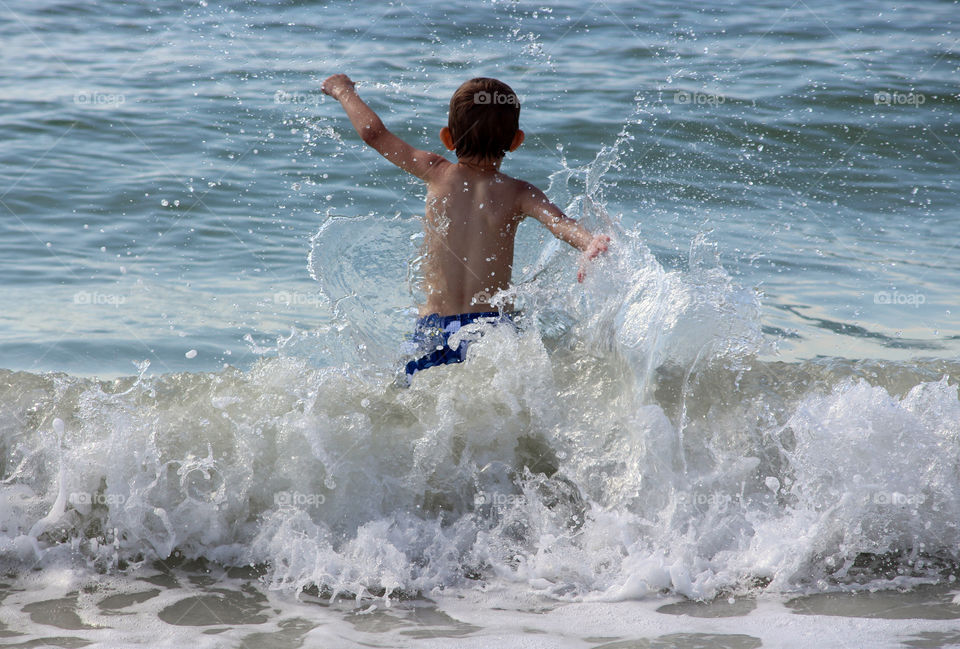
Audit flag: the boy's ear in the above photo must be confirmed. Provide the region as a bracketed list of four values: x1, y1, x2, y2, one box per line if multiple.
[439, 127, 456, 151]
[508, 129, 525, 152]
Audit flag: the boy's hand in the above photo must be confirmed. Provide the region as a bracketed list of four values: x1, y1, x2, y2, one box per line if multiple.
[577, 234, 610, 283]
[321, 74, 356, 101]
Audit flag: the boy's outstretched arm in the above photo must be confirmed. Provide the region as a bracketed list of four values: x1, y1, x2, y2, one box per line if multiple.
[321, 74, 446, 181]
[517, 183, 610, 282]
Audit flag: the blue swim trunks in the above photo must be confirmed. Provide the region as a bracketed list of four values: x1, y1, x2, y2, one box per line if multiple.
[404, 311, 516, 381]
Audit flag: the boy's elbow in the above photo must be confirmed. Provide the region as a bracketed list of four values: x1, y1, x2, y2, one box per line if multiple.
[360, 123, 387, 146]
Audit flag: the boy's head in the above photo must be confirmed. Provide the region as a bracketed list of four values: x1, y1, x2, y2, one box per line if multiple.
[443, 78, 522, 161]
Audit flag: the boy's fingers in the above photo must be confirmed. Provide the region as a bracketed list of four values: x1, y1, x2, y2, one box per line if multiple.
[578, 236, 609, 281]
[321, 74, 353, 97]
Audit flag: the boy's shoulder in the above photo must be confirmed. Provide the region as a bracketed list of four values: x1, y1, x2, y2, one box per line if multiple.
[428, 161, 527, 189]
[429, 164, 536, 209]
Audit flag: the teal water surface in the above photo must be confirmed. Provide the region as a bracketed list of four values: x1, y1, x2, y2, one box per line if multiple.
[0, 0, 956, 375]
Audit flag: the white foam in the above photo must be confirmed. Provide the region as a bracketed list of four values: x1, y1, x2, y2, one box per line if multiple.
[1, 196, 958, 609]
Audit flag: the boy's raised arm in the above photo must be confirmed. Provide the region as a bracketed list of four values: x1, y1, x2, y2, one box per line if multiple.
[321, 74, 446, 181]
[517, 183, 610, 282]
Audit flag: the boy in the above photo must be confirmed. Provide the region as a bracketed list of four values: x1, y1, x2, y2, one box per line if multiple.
[321, 75, 609, 380]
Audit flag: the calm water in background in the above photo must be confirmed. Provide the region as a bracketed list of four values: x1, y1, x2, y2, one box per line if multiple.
[0, 0, 956, 375]
[1, 1, 959, 647]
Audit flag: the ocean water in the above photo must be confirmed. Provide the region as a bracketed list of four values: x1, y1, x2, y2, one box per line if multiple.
[1, 0, 959, 647]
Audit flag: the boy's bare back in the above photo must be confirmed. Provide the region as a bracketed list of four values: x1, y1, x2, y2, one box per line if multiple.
[421, 162, 524, 316]
[421, 161, 599, 316]
[321, 74, 609, 318]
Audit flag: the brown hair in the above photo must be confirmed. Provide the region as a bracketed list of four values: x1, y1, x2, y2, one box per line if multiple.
[447, 78, 520, 160]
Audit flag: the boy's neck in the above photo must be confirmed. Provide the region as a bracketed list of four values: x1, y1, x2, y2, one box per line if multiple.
[455, 155, 504, 173]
